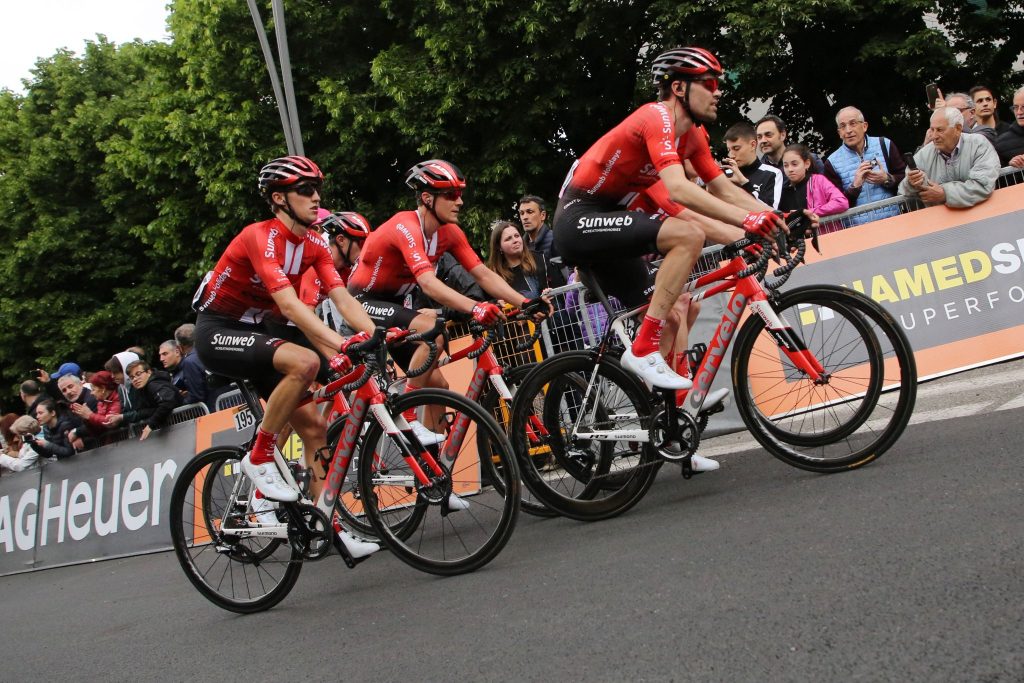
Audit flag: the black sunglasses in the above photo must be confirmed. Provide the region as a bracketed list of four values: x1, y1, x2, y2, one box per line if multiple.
[290, 182, 322, 197]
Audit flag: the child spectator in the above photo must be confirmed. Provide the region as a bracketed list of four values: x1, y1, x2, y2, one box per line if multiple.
[69, 370, 122, 444]
[1, 415, 42, 472]
[27, 398, 83, 460]
[780, 144, 850, 218]
[125, 359, 183, 440]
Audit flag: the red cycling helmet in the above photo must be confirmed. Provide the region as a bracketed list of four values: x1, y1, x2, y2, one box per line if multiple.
[320, 211, 371, 241]
[258, 155, 324, 196]
[651, 47, 723, 86]
[404, 159, 467, 193]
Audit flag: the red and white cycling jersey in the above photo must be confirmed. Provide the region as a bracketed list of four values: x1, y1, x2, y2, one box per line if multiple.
[561, 102, 722, 204]
[194, 218, 345, 323]
[346, 210, 482, 298]
[298, 261, 354, 309]
[624, 179, 685, 218]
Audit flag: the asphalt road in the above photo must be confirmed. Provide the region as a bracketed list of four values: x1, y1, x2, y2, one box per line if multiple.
[2, 363, 1023, 682]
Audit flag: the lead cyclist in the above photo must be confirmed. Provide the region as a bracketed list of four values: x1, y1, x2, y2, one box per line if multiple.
[553, 47, 795, 472]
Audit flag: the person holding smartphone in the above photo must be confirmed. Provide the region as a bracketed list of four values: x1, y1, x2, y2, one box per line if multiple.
[822, 105, 907, 225]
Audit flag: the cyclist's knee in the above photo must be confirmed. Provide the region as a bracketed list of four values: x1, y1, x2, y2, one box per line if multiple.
[277, 345, 320, 384]
[659, 217, 704, 251]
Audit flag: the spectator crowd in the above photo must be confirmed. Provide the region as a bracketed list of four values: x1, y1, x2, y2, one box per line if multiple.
[4, 81, 1023, 478]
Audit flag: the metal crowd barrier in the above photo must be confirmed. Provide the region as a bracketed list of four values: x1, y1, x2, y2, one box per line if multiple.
[214, 388, 246, 412]
[167, 401, 210, 425]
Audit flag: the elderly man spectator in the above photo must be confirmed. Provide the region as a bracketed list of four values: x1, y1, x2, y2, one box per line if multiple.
[994, 87, 1024, 169]
[723, 122, 784, 208]
[824, 106, 907, 224]
[900, 107, 1000, 208]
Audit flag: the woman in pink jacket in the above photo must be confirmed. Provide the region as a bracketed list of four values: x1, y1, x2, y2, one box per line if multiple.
[780, 144, 849, 217]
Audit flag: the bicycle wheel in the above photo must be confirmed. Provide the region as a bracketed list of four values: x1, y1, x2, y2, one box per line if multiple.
[732, 284, 917, 472]
[170, 447, 302, 613]
[479, 364, 557, 518]
[508, 351, 661, 521]
[358, 388, 520, 575]
[325, 416, 426, 542]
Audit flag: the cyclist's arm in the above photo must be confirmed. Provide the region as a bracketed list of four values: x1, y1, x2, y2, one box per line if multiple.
[415, 270, 479, 313]
[467, 264, 528, 308]
[659, 164, 749, 226]
[704, 173, 774, 213]
[271, 286, 348, 356]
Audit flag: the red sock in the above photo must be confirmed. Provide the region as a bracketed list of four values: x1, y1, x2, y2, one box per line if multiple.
[673, 352, 691, 379]
[402, 383, 420, 422]
[631, 315, 665, 357]
[250, 427, 277, 465]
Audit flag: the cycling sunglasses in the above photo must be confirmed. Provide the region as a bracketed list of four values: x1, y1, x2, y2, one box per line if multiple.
[692, 77, 719, 92]
[290, 182, 322, 197]
[435, 189, 463, 201]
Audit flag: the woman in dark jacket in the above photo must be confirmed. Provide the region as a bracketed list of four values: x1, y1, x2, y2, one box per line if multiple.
[485, 220, 565, 298]
[28, 398, 83, 459]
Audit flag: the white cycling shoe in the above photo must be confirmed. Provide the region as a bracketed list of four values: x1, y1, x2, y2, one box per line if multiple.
[337, 530, 380, 559]
[408, 420, 446, 446]
[446, 493, 470, 512]
[690, 454, 720, 472]
[241, 453, 300, 502]
[621, 349, 693, 390]
[248, 491, 279, 525]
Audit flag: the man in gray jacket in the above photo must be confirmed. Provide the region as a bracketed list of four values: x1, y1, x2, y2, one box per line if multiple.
[900, 107, 1000, 208]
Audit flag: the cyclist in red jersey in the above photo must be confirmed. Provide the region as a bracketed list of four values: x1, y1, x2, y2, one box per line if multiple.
[192, 156, 378, 555]
[553, 46, 786, 398]
[348, 159, 549, 443]
[297, 211, 371, 329]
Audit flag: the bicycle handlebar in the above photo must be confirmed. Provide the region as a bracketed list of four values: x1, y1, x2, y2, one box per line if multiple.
[402, 317, 446, 378]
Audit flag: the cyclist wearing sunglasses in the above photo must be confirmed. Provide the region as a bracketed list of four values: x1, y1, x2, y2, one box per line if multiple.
[192, 156, 377, 554]
[347, 159, 550, 443]
[553, 46, 785, 402]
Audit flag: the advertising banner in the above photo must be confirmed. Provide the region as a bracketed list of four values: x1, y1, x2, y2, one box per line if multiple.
[0, 422, 196, 575]
[788, 184, 1024, 378]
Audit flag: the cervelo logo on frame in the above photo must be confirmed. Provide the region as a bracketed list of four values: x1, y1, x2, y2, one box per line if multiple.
[0, 460, 178, 553]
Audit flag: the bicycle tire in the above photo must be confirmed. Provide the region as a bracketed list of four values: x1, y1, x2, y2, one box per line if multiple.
[325, 417, 426, 542]
[509, 351, 661, 521]
[358, 388, 520, 575]
[732, 285, 917, 472]
[170, 446, 302, 613]
[479, 364, 557, 518]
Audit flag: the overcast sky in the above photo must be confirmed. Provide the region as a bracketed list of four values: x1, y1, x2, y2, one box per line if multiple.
[0, 0, 171, 92]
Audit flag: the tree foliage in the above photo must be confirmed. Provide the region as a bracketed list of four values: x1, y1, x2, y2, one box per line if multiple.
[0, 0, 1021, 401]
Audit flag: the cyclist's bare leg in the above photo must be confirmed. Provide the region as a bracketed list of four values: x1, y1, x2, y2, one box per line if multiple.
[404, 311, 448, 435]
[649, 217, 704, 321]
[243, 342, 320, 500]
[288, 401, 328, 501]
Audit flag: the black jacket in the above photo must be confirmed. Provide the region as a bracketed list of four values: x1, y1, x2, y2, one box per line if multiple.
[135, 370, 183, 430]
[29, 413, 84, 459]
[994, 123, 1024, 167]
[506, 256, 566, 299]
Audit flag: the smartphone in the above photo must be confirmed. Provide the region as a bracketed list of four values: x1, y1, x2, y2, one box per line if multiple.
[925, 82, 939, 108]
[903, 153, 918, 171]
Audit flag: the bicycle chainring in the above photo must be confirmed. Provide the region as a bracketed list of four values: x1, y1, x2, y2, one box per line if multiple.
[286, 503, 333, 561]
[649, 408, 701, 463]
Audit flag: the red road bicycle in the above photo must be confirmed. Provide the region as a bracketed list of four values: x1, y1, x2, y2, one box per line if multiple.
[509, 215, 918, 520]
[170, 326, 519, 613]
